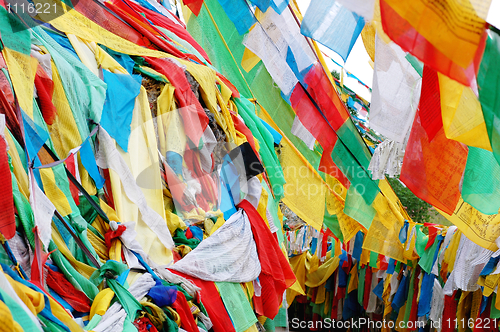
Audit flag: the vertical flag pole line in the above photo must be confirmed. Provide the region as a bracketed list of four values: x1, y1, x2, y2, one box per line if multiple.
[54, 210, 101, 268]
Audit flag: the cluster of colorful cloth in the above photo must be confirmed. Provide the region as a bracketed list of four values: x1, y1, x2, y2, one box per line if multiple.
[183, 0, 500, 330]
[0, 0, 299, 330]
[286, 222, 500, 330]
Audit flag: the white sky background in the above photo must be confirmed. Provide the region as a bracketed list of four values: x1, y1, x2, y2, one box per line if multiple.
[488, 0, 500, 28]
[296, 0, 500, 103]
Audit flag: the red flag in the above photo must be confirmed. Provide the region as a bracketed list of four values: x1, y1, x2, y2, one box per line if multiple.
[425, 226, 439, 250]
[400, 110, 467, 214]
[419, 66, 443, 142]
[65, 153, 80, 205]
[34, 65, 57, 125]
[170, 271, 236, 332]
[380, 0, 483, 87]
[171, 291, 199, 332]
[290, 84, 350, 188]
[46, 268, 91, 312]
[238, 199, 296, 319]
[105, 0, 187, 59]
[0, 136, 15, 239]
[74, 0, 154, 49]
[183, 0, 204, 16]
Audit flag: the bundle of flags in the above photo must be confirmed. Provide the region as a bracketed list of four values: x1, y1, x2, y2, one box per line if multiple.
[0, 0, 499, 330]
[286, 222, 500, 329]
[183, 0, 500, 329]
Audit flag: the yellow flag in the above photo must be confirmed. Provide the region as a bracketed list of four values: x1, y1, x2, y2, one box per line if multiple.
[363, 205, 405, 262]
[437, 199, 500, 251]
[241, 47, 261, 73]
[305, 254, 340, 288]
[106, 88, 173, 265]
[361, 22, 376, 62]
[281, 139, 327, 231]
[40, 168, 73, 216]
[50, 63, 96, 196]
[2, 49, 37, 118]
[439, 73, 492, 151]
[90, 289, 115, 320]
[287, 252, 307, 306]
[384, 0, 491, 68]
[0, 300, 23, 332]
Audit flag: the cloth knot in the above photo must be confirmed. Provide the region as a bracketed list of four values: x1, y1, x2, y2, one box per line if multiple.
[105, 224, 127, 248]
